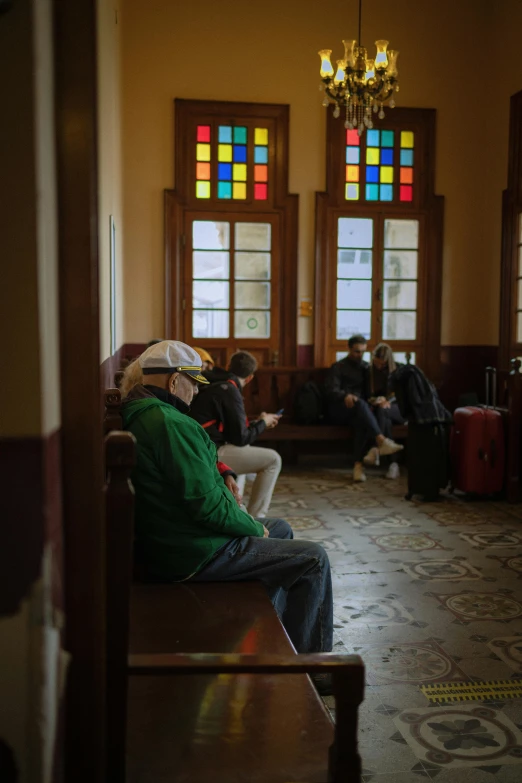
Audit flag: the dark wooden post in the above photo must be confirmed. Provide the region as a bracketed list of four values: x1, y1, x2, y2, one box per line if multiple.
[506, 358, 522, 503]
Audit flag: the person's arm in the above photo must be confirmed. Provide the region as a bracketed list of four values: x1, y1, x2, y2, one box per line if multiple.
[324, 363, 349, 403]
[220, 385, 266, 446]
[160, 416, 265, 538]
[216, 460, 236, 480]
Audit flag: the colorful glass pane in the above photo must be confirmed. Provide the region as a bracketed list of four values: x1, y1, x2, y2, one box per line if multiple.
[255, 128, 268, 145]
[196, 181, 211, 198]
[346, 147, 360, 164]
[254, 147, 268, 164]
[380, 184, 393, 201]
[381, 130, 394, 147]
[381, 148, 394, 165]
[233, 127, 247, 144]
[197, 125, 211, 143]
[380, 166, 394, 183]
[218, 162, 232, 179]
[218, 126, 232, 143]
[401, 131, 414, 148]
[346, 129, 360, 146]
[366, 129, 380, 147]
[400, 167, 414, 184]
[254, 165, 268, 182]
[233, 145, 247, 163]
[366, 166, 379, 183]
[254, 183, 268, 200]
[218, 144, 232, 162]
[346, 165, 359, 182]
[366, 184, 379, 201]
[196, 162, 210, 179]
[400, 185, 413, 201]
[345, 183, 359, 200]
[196, 143, 211, 162]
[233, 182, 247, 199]
[367, 148, 380, 165]
[218, 181, 232, 199]
[400, 149, 414, 166]
[233, 164, 247, 181]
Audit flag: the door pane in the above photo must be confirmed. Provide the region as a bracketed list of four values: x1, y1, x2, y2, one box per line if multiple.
[235, 310, 270, 338]
[235, 282, 271, 309]
[519, 214, 522, 243]
[338, 217, 373, 248]
[235, 252, 271, 279]
[337, 350, 371, 363]
[394, 351, 416, 365]
[518, 247, 522, 277]
[383, 311, 416, 339]
[337, 280, 372, 309]
[337, 249, 372, 279]
[383, 250, 418, 279]
[193, 220, 230, 250]
[193, 251, 230, 279]
[383, 281, 418, 309]
[518, 313, 522, 343]
[235, 222, 271, 251]
[384, 219, 419, 249]
[518, 280, 522, 309]
[336, 310, 371, 339]
[193, 310, 229, 338]
[193, 281, 229, 309]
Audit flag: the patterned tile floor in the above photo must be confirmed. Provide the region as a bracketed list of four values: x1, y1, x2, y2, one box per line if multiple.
[263, 461, 522, 781]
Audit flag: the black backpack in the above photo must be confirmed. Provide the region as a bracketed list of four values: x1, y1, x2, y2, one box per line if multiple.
[294, 381, 324, 425]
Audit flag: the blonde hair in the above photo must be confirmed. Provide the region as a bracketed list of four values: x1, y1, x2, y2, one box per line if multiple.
[370, 343, 396, 396]
[119, 358, 144, 398]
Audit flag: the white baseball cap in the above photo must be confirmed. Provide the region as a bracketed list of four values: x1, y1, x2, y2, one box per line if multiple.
[138, 340, 209, 384]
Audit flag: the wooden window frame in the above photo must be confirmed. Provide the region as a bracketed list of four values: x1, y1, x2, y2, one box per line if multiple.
[165, 99, 298, 367]
[500, 90, 522, 369]
[314, 107, 444, 382]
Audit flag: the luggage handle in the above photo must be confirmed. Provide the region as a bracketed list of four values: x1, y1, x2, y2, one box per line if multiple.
[485, 366, 497, 410]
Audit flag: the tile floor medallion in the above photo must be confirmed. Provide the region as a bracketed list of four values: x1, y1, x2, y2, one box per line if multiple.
[402, 559, 482, 582]
[368, 532, 449, 553]
[427, 591, 522, 624]
[394, 706, 522, 768]
[487, 637, 522, 673]
[265, 463, 522, 780]
[458, 531, 522, 549]
[354, 639, 469, 685]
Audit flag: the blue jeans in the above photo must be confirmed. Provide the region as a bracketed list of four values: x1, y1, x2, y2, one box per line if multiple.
[190, 519, 333, 654]
[329, 398, 382, 462]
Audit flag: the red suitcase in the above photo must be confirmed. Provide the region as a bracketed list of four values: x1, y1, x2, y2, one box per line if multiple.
[451, 367, 505, 495]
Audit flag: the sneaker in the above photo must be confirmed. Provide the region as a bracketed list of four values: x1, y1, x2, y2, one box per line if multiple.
[386, 462, 400, 480]
[378, 438, 404, 457]
[363, 447, 380, 466]
[353, 463, 367, 482]
[310, 673, 333, 697]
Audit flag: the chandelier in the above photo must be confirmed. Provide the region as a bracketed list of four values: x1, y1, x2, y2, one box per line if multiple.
[318, 0, 399, 136]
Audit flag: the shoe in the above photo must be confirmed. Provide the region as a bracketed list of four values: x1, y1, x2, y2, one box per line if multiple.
[353, 463, 367, 482]
[310, 673, 333, 696]
[363, 447, 380, 466]
[386, 462, 400, 480]
[379, 438, 404, 457]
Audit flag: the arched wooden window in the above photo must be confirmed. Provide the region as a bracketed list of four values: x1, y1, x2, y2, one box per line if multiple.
[165, 99, 298, 368]
[499, 90, 522, 369]
[314, 108, 444, 381]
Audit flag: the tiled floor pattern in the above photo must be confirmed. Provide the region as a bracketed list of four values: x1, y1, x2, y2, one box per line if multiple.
[264, 463, 522, 781]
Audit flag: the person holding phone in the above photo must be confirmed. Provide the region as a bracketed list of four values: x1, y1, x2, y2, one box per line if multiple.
[189, 350, 283, 517]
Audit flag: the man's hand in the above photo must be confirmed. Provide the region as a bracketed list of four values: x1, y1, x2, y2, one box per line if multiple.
[344, 394, 358, 409]
[259, 412, 281, 429]
[263, 525, 270, 538]
[224, 474, 242, 505]
[375, 396, 391, 409]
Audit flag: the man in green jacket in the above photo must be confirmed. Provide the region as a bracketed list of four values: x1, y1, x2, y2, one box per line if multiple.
[122, 341, 333, 676]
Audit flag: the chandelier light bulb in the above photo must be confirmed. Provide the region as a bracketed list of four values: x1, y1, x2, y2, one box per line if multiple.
[342, 39, 356, 68]
[334, 59, 347, 85]
[375, 40, 389, 68]
[318, 49, 335, 78]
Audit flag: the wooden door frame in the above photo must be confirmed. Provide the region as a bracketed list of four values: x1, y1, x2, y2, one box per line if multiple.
[54, 1, 105, 780]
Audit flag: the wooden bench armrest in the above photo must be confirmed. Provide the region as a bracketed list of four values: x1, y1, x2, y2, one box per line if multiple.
[128, 652, 364, 783]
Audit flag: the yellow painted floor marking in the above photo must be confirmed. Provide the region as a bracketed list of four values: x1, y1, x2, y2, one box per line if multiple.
[421, 679, 522, 704]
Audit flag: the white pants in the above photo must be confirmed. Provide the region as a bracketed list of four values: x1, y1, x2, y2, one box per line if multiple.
[217, 444, 282, 518]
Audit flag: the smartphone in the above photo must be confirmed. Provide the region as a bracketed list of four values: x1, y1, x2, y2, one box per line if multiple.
[276, 408, 284, 416]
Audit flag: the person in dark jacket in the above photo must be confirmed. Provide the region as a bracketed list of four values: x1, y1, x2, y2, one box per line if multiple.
[325, 334, 403, 482]
[122, 341, 334, 690]
[189, 350, 282, 517]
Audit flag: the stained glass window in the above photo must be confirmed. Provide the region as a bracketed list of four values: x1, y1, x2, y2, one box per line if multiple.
[344, 126, 416, 203]
[195, 124, 269, 201]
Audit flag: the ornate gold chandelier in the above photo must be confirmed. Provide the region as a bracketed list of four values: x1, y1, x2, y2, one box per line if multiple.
[318, 0, 400, 136]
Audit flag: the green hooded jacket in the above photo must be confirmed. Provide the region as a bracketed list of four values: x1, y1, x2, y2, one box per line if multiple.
[122, 394, 265, 580]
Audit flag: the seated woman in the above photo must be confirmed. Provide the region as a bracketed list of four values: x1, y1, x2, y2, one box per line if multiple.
[364, 343, 405, 479]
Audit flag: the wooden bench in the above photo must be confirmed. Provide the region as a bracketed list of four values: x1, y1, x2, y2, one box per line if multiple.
[103, 390, 365, 783]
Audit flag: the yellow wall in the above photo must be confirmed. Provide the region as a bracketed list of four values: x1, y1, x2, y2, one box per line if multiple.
[98, 0, 123, 362]
[120, 0, 522, 347]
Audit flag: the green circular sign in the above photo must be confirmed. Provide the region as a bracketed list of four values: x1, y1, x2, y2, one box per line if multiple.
[247, 317, 258, 330]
